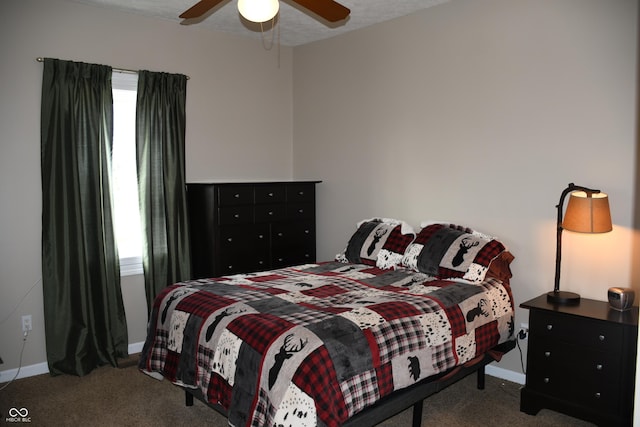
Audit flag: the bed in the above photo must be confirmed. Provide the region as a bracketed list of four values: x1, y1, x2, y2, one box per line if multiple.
[139, 219, 516, 426]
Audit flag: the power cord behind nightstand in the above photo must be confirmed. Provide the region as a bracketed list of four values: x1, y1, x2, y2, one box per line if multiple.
[516, 328, 527, 375]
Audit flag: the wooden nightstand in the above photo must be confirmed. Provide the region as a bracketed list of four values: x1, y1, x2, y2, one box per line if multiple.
[520, 295, 638, 426]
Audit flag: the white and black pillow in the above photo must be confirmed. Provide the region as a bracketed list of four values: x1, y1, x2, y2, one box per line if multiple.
[336, 218, 415, 270]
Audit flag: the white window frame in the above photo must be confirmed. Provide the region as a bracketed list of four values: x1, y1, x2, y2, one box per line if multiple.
[112, 71, 143, 277]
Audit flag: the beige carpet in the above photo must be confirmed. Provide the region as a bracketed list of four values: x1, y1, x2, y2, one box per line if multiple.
[0, 355, 593, 426]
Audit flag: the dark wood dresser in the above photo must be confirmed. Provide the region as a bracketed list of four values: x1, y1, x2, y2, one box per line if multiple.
[520, 295, 638, 426]
[186, 181, 320, 278]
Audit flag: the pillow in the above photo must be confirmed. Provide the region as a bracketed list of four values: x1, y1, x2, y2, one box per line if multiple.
[401, 222, 508, 283]
[336, 218, 415, 270]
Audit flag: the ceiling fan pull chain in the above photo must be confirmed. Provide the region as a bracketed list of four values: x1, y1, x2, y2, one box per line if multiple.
[259, 14, 278, 51]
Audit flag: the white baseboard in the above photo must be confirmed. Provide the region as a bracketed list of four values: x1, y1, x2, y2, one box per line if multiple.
[128, 341, 144, 354]
[486, 364, 526, 385]
[0, 341, 146, 382]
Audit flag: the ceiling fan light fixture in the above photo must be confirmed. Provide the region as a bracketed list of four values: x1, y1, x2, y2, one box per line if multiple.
[238, 0, 279, 23]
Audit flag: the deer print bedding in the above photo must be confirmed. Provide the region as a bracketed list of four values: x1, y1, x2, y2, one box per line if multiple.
[139, 261, 515, 427]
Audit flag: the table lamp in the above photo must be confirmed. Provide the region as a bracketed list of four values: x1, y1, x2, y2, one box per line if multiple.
[548, 183, 612, 304]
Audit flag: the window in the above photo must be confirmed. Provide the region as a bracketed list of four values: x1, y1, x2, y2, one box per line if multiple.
[112, 72, 143, 276]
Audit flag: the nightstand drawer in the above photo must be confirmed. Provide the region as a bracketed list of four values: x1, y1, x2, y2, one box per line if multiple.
[528, 341, 620, 379]
[525, 372, 619, 413]
[530, 310, 622, 349]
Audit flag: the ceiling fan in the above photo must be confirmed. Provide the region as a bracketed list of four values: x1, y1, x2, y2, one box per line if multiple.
[180, 0, 350, 24]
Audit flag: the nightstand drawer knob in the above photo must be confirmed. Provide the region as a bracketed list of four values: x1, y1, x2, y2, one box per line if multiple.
[546, 324, 553, 331]
[543, 377, 550, 384]
[544, 351, 551, 357]
[599, 335, 605, 341]
[595, 392, 601, 399]
[227, 238, 233, 242]
[596, 364, 603, 370]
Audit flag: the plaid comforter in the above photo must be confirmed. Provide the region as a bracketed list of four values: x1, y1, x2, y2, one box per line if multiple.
[139, 261, 515, 427]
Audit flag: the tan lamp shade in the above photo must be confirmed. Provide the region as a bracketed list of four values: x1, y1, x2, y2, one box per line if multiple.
[562, 191, 612, 233]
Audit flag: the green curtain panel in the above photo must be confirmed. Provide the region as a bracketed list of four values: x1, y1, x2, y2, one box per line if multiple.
[40, 58, 129, 376]
[136, 71, 191, 311]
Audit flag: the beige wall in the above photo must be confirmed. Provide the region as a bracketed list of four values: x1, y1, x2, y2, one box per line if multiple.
[0, 0, 637, 389]
[293, 0, 638, 376]
[0, 0, 293, 374]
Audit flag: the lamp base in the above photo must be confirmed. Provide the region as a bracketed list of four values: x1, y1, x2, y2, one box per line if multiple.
[547, 290, 581, 305]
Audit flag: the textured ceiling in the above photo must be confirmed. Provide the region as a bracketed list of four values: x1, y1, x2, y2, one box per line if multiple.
[68, 0, 449, 46]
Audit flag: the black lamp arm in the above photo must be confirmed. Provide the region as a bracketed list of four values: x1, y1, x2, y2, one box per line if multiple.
[553, 183, 601, 293]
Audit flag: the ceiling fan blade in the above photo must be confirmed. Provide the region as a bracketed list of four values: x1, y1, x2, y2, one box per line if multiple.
[292, 0, 350, 22]
[179, 0, 227, 19]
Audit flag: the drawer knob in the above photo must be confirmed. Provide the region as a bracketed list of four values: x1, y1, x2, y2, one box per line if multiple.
[278, 232, 283, 237]
[599, 335, 605, 341]
[227, 238, 233, 242]
[305, 229, 310, 234]
[234, 193, 240, 198]
[268, 211, 274, 216]
[234, 213, 240, 218]
[546, 324, 553, 331]
[544, 351, 551, 357]
[268, 192, 274, 197]
[543, 377, 550, 384]
[595, 392, 601, 399]
[596, 364, 603, 370]
[258, 234, 264, 239]
[278, 258, 284, 262]
[228, 265, 233, 269]
[298, 191, 304, 195]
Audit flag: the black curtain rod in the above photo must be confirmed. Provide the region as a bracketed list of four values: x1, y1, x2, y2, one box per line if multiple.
[36, 57, 189, 79]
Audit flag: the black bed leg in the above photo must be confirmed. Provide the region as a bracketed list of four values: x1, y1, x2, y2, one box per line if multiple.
[185, 390, 194, 407]
[411, 400, 423, 427]
[476, 366, 485, 390]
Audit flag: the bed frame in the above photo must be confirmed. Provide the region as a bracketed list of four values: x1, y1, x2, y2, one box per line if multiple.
[183, 339, 516, 427]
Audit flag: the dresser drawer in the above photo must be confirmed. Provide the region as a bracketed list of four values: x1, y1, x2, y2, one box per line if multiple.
[286, 183, 315, 202]
[530, 310, 622, 349]
[254, 184, 286, 204]
[218, 254, 269, 275]
[287, 203, 314, 220]
[271, 222, 315, 247]
[255, 204, 286, 222]
[218, 185, 254, 206]
[218, 206, 254, 225]
[219, 225, 269, 251]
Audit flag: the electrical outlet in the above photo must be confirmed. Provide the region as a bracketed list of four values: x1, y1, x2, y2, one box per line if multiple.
[518, 322, 529, 340]
[22, 315, 32, 333]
